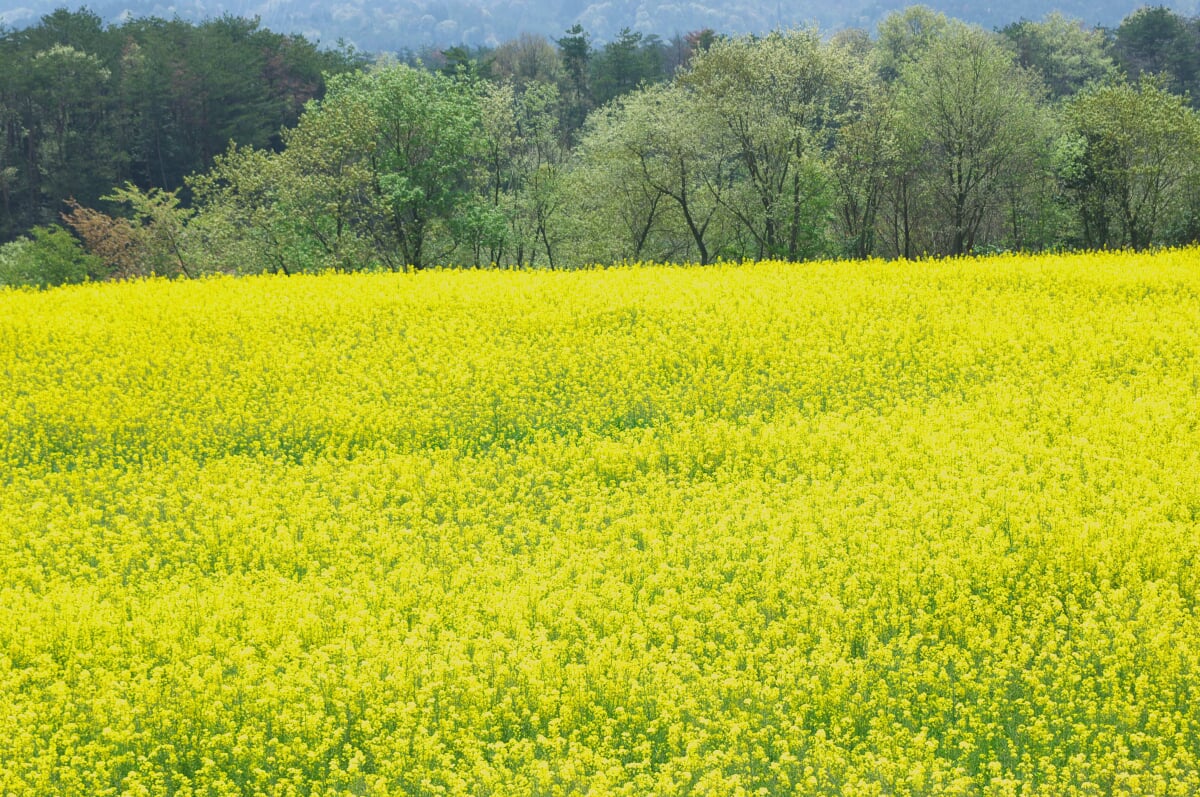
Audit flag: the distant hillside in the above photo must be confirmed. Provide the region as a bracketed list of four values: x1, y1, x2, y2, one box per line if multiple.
[3, 0, 1197, 51]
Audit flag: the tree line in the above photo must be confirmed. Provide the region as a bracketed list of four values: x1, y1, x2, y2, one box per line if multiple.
[5, 6, 1200, 284]
[0, 10, 359, 240]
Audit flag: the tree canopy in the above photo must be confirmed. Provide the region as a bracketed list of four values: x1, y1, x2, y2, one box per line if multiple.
[8, 6, 1200, 286]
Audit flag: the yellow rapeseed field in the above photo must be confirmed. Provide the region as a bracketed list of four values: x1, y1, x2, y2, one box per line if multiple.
[1, 251, 1199, 796]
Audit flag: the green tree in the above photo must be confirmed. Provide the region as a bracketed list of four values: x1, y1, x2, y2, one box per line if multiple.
[1063, 76, 1200, 249]
[1000, 13, 1116, 100]
[1113, 7, 1200, 100]
[479, 80, 567, 267]
[363, 64, 486, 270]
[276, 83, 377, 270]
[682, 30, 862, 261]
[188, 145, 329, 276]
[561, 101, 673, 265]
[591, 28, 668, 107]
[106, 183, 197, 278]
[193, 62, 486, 272]
[894, 24, 1049, 256]
[609, 82, 736, 264]
[556, 24, 592, 140]
[188, 75, 379, 276]
[0, 225, 102, 288]
[875, 5, 949, 82]
[829, 80, 897, 259]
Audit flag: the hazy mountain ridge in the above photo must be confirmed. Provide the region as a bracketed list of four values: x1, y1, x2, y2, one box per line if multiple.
[3, 0, 1196, 50]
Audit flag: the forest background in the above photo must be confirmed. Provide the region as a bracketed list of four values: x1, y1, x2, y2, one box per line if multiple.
[5, 5, 1200, 284]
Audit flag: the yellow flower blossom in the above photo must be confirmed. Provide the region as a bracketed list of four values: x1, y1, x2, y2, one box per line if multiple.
[1, 250, 1199, 794]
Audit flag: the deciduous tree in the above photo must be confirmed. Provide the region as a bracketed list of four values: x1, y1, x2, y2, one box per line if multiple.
[894, 24, 1049, 256]
[1063, 76, 1200, 249]
[682, 29, 861, 260]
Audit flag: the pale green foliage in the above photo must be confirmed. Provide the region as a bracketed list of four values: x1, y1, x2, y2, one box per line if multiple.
[0, 225, 101, 288]
[894, 23, 1049, 255]
[828, 79, 898, 258]
[274, 76, 378, 271]
[613, 83, 737, 265]
[477, 79, 566, 267]
[188, 145, 336, 275]
[190, 62, 487, 272]
[567, 82, 736, 264]
[682, 29, 863, 260]
[1064, 76, 1200, 249]
[565, 25, 1060, 262]
[0, 237, 32, 287]
[875, 5, 950, 80]
[561, 99, 676, 264]
[569, 28, 865, 265]
[104, 183, 197, 278]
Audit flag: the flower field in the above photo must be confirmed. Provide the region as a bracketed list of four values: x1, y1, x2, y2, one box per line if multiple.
[2, 250, 1199, 796]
